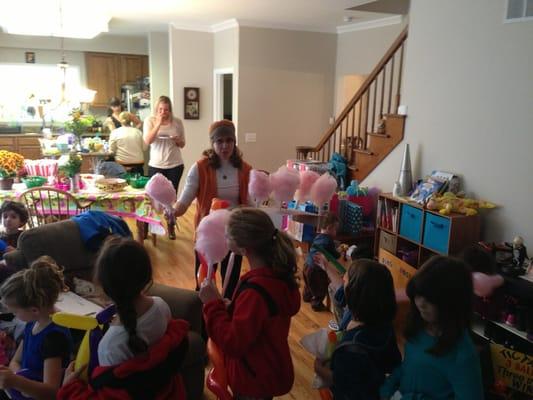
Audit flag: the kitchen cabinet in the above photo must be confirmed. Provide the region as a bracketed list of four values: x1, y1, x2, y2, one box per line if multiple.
[0, 135, 41, 160]
[85, 52, 149, 107]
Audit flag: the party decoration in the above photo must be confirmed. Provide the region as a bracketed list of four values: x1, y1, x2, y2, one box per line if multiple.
[295, 170, 320, 202]
[310, 173, 337, 207]
[248, 169, 272, 206]
[270, 166, 300, 204]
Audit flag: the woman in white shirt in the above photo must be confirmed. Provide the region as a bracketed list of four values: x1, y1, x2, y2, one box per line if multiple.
[109, 112, 147, 175]
[143, 96, 186, 239]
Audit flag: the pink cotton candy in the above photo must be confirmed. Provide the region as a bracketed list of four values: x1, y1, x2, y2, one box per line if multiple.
[145, 173, 177, 207]
[295, 170, 320, 202]
[248, 169, 271, 205]
[270, 166, 300, 204]
[195, 209, 231, 265]
[310, 173, 337, 206]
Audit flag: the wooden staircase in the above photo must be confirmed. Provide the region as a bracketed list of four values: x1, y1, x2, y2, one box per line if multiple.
[296, 26, 408, 182]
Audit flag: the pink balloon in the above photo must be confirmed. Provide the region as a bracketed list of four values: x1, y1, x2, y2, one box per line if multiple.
[472, 272, 504, 297]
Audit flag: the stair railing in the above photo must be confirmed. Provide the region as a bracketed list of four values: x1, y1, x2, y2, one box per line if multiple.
[296, 26, 408, 163]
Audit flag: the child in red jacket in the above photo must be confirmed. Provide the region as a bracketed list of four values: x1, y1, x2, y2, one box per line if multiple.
[199, 208, 301, 400]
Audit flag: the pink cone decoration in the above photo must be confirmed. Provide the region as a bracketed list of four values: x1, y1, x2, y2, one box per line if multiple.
[248, 169, 271, 205]
[310, 173, 337, 207]
[195, 209, 231, 267]
[270, 166, 300, 204]
[295, 170, 320, 202]
[145, 173, 177, 209]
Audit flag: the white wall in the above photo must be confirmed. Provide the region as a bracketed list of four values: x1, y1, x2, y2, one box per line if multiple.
[238, 27, 337, 172]
[148, 31, 170, 111]
[214, 27, 239, 125]
[334, 21, 407, 113]
[365, 0, 533, 248]
[169, 27, 213, 192]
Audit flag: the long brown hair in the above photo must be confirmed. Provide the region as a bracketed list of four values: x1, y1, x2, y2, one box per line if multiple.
[202, 147, 244, 169]
[227, 208, 298, 289]
[404, 256, 473, 356]
[0, 256, 66, 309]
[94, 236, 153, 355]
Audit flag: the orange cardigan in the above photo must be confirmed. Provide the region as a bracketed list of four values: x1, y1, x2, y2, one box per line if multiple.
[194, 157, 252, 228]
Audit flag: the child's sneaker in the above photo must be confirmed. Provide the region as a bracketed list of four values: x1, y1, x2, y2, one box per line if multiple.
[328, 319, 340, 331]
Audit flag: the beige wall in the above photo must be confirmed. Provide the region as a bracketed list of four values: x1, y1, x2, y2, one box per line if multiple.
[148, 31, 170, 111]
[214, 27, 239, 125]
[238, 27, 337, 172]
[169, 27, 213, 192]
[334, 21, 407, 114]
[364, 0, 533, 247]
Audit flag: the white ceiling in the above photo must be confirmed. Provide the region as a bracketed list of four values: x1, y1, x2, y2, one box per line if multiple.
[105, 0, 397, 35]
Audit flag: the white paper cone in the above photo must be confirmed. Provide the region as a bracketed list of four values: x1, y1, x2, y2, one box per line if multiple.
[222, 252, 236, 297]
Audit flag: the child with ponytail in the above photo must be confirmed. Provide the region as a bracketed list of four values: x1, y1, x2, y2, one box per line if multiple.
[0, 256, 72, 400]
[199, 207, 301, 400]
[59, 237, 189, 399]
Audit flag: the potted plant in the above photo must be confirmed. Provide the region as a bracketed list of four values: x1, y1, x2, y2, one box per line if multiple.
[0, 150, 25, 190]
[64, 108, 95, 150]
[58, 152, 83, 192]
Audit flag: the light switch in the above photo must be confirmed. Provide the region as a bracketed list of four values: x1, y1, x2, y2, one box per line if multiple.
[245, 133, 257, 143]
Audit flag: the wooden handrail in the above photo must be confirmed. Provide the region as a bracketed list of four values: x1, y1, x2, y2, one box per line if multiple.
[312, 26, 408, 152]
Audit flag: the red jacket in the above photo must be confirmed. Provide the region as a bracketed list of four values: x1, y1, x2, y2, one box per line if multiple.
[57, 319, 189, 400]
[204, 267, 301, 397]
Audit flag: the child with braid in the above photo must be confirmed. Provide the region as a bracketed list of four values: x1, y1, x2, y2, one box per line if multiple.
[0, 256, 72, 400]
[93, 237, 171, 366]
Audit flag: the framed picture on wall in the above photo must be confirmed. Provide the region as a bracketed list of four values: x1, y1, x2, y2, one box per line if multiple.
[184, 87, 200, 120]
[25, 52, 35, 63]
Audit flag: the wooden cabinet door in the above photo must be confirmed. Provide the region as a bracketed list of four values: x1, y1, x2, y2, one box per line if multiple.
[0, 137, 16, 152]
[86, 53, 119, 107]
[141, 56, 149, 77]
[18, 137, 42, 160]
[119, 55, 144, 84]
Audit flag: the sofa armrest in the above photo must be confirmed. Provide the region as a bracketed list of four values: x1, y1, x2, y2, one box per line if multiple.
[148, 283, 203, 335]
[3, 249, 27, 271]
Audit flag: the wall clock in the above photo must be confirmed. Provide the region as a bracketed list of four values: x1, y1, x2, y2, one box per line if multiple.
[184, 87, 200, 120]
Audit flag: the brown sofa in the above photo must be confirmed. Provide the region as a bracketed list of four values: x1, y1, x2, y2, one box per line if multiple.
[3, 220, 206, 399]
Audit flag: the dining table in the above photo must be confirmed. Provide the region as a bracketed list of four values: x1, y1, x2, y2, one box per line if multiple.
[0, 183, 164, 244]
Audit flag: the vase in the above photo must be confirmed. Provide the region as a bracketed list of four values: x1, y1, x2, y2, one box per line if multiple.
[0, 177, 14, 190]
[397, 143, 413, 196]
[69, 174, 80, 193]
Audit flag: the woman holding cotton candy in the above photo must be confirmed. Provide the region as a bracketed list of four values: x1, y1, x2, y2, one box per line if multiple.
[174, 120, 252, 297]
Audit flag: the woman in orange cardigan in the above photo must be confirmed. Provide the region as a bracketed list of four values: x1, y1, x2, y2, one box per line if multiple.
[174, 120, 252, 297]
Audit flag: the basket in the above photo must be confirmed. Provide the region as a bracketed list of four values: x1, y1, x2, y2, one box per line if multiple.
[129, 176, 149, 189]
[22, 176, 47, 188]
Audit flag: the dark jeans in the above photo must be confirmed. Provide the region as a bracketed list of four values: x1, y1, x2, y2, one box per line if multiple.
[148, 164, 184, 191]
[123, 163, 145, 175]
[195, 250, 242, 299]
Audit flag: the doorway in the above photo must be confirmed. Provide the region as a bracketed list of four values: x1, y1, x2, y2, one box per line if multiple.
[213, 68, 234, 122]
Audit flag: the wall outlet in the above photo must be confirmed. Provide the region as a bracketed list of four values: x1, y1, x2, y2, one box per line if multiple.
[245, 132, 257, 143]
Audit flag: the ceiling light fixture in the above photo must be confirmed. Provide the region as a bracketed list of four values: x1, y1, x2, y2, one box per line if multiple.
[0, 0, 110, 39]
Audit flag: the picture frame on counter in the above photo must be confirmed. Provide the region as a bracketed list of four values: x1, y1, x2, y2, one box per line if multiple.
[184, 87, 200, 120]
[25, 52, 35, 64]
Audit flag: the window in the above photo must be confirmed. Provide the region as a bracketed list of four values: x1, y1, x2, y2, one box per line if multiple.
[506, 0, 533, 22]
[0, 63, 81, 123]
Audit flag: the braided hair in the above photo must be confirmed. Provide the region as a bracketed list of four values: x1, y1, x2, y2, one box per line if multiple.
[95, 237, 152, 355]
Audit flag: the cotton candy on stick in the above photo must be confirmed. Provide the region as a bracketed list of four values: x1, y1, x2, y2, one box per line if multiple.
[270, 166, 300, 205]
[310, 173, 337, 213]
[295, 170, 320, 202]
[145, 173, 177, 213]
[248, 169, 272, 207]
[195, 209, 231, 280]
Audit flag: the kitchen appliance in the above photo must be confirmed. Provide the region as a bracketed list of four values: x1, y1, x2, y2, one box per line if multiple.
[120, 84, 136, 113]
[121, 77, 151, 117]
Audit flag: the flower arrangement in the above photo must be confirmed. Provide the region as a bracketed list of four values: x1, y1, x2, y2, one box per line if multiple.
[64, 108, 96, 139]
[0, 150, 25, 178]
[58, 152, 82, 178]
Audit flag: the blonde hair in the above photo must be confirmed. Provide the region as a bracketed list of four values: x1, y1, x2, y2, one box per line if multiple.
[227, 208, 299, 289]
[0, 256, 67, 309]
[118, 111, 132, 126]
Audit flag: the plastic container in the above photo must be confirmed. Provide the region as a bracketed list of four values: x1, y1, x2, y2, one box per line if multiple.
[22, 176, 47, 188]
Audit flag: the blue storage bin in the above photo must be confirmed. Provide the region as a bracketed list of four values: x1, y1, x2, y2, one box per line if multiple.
[423, 212, 450, 254]
[339, 200, 363, 235]
[399, 204, 423, 243]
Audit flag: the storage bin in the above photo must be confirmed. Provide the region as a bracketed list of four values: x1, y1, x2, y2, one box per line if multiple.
[423, 212, 450, 254]
[399, 204, 423, 243]
[379, 230, 397, 254]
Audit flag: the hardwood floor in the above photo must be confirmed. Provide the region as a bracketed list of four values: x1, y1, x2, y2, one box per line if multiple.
[129, 207, 331, 399]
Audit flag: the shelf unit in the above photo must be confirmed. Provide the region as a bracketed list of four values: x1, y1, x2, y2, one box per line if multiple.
[375, 193, 481, 271]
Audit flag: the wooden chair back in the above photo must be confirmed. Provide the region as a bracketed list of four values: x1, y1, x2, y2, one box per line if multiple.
[17, 187, 93, 229]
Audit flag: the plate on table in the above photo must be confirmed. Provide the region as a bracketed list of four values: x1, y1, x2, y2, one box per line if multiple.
[95, 178, 128, 193]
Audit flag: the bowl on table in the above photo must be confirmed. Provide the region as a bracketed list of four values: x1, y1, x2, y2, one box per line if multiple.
[129, 176, 149, 189]
[22, 176, 47, 188]
[95, 178, 128, 193]
[79, 174, 105, 190]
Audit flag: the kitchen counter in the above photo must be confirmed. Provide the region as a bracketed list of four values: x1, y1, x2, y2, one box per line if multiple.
[0, 132, 109, 137]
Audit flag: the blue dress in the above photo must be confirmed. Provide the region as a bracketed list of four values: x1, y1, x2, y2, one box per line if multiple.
[380, 330, 484, 400]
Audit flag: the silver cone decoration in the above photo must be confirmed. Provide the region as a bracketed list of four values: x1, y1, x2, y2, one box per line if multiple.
[398, 143, 413, 196]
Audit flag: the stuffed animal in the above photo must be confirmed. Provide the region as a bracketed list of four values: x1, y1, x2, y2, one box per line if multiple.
[426, 192, 496, 216]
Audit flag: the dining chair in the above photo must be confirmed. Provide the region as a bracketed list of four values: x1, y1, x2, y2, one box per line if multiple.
[17, 187, 94, 229]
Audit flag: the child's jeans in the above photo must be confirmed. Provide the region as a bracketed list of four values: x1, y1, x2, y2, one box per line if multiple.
[303, 263, 329, 307]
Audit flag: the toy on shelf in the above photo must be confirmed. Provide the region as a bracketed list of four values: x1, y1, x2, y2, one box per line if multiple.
[426, 192, 496, 216]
